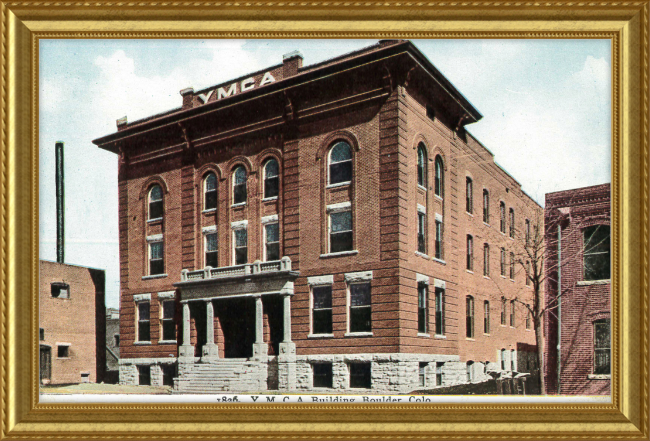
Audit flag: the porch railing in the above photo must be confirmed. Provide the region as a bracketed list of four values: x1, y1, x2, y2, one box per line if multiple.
[181, 257, 292, 282]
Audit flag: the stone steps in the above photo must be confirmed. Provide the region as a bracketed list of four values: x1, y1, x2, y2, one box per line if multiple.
[174, 360, 267, 393]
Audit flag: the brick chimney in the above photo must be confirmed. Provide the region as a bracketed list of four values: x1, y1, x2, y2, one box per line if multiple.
[116, 116, 128, 131]
[283, 51, 303, 78]
[180, 87, 194, 109]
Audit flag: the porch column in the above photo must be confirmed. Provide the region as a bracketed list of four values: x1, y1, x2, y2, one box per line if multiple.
[179, 301, 194, 359]
[202, 300, 219, 360]
[252, 295, 268, 361]
[282, 294, 292, 342]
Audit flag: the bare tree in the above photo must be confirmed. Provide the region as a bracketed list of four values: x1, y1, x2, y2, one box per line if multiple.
[486, 206, 610, 395]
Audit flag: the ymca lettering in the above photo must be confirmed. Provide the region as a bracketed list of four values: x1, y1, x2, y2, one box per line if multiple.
[198, 71, 276, 104]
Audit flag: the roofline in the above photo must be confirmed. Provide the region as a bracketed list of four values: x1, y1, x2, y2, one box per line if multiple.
[93, 40, 482, 148]
[40, 259, 106, 273]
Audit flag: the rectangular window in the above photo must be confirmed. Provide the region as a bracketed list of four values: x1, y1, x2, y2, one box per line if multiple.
[419, 362, 427, 387]
[500, 248, 506, 276]
[466, 177, 473, 213]
[205, 232, 218, 268]
[234, 228, 247, 265]
[330, 210, 353, 253]
[526, 261, 531, 286]
[500, 202, 506, 233]
[265, 223, 280, 261]
[418, 283, 428, 334]
[162, 364, 176, 386]
[436, 362, 443, 386]
[312, 286, 333, 335]
[137, 301, 151, 342]
[349, 282, 371, 333]
[51, 282, 70, 299]
[313, 363, 333, 388]
[466, 296, 474, 338]
[501, 298, 507, 325]
[594, 319, 610, 375]
[509, 208, 515, 238]
[114, 335, 120, 347]
[435, 288, 445, 335]
[584, 225, 611, 281]
[510, 252, 515, 280]
[466, 235, 473, 271]
[525, 219, 531, 246]
[483, 243, 490, 276]
[435, 220, 443, 260]
[138, 365, 151, 386]
[160, 300, 175, 341]
[483, 190, 490, 223]
[39, 328, 44, 341]
[57, 345, 69, 358]
[349, 363, 371, 389]
[510, 300, 516, 327]
[417, 212, 426, 254]
[149, 241, 164, 275]
[511, 350, 516, 371]
[484, 301, 490, 334]
[501, 349, 507, 370]
[526, 308, 532, 330]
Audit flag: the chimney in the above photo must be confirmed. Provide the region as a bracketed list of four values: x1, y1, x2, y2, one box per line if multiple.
[282, 51, 303, 78]
[116, 116, 128, 131]
[55, 141, 65, 264]
[180, 87, 194, 109]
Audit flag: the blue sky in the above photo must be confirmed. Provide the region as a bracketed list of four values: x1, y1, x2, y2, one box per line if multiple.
[39, 39, 611, 308]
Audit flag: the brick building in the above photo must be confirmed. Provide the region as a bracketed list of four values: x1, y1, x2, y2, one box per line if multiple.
[105, 307, 120, 383]
[93, 40, 540, 393]
[39, 260, 106, 385]
[544, 183, 611, 395]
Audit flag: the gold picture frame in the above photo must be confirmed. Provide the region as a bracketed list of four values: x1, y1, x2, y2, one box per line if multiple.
[1, 2, 648, 438]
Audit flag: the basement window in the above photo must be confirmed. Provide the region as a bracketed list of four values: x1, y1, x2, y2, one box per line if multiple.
[349, 362, 371, 389]
[51, 282, 70, 299]
[138, 365, 151, 386]
[312, 363, 333, 388]
[57, 345, 69, 358]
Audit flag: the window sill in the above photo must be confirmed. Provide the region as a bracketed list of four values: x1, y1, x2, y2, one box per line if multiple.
[466, 338, 476, 341]
[484, 333, 491, 336]
[326, 181, 351, 189]
[133, 341, 152, 345]
[158, 340, 177, 345]
[262, 196, 278, 202]
[500, 275, 507, 279]
[202, 208, 217, 214]
[147, 218, 163, 224]
[344, 332, 373, 337]
[417, 333, 431, 338]
[466, 270, 474, 274]
[142, 274, 168, 280]
[308, 334, 335, 339]
[466, 212, 474, 217]
[417, 184, 428, 192]
[57, 357, 71, 360]
[434, 194, 443, 202]
[483, 276, 490, 280]
[577, 279, 611, 286]
[432, 257, 446, 265]
[415, 251, 429, 259]
[483, 222, 490, 227]
[434, 334, 447, 339]
[588, 374, 611, 380]
[231, 202, 246, 208]
[320, 250, 359, 258]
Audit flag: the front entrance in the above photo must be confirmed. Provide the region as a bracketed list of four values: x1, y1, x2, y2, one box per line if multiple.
[39, 345, 51, 384]
[218, 297, 256, 359]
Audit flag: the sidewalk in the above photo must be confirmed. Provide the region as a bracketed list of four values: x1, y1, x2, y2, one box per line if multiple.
[40, 383, 172, 395]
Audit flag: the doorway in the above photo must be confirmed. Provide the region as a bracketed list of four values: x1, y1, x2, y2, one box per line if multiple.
[218, 297, 255, 359]
[39, 345, 51, 384]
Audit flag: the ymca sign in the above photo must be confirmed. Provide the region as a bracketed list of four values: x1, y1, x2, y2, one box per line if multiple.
[197, 71, 276, 104]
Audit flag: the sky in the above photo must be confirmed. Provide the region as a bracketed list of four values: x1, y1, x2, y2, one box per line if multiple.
[39, 39, 611, 308]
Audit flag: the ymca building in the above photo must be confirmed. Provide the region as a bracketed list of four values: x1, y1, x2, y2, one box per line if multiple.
[93, 40, 540, 393]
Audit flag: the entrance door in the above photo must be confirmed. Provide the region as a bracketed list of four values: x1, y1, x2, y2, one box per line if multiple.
[39, 345, 51, 384]
[219, 297, 255, 358]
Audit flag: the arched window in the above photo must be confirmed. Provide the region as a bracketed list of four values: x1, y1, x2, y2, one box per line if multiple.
[417, 143, 427, 188]
[204, 173, 217, 210]
[263, 158, 279, 199]
[328, 141, 352, 185]
[148, 185, 163, 220]
[434, 156, 444, 197]
[233, 166, 247, 205]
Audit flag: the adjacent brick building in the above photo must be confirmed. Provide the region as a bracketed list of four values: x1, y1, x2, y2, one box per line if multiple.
[93, 40, 540, 393]
[39, 260, 106, 385]
[544, 183, 611, 395]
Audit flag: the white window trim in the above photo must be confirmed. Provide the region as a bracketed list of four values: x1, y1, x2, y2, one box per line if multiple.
[435, 213, 443, 223]
[346, 277, 372, 334]
[416, 274, 430, 285]
[344, 271, 373, 282]
[308, 275, 334, 286]
[230, 220, 248, 230]
[157, 291, 175, 300]
[309, 282, 333, 336]
[135, 299, 151, 343]
[146, 234, 163, 243]
[133, 293, 151, 302]
[159, 298, 176, 343]
[326, 201, 352, 213]
[417, 204, 426, 214]
[202, 225, 217, 234]
[232, 227, 248, 266]
[261, 214, 279, 224]
[263, 222, 279, 262]
[204, 232, 219, 267]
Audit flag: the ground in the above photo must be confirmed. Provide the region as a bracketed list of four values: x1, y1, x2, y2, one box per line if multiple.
[40, 383, 172, 394]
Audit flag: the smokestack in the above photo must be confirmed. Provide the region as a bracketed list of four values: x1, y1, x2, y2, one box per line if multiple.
[55, 141, 64, 264]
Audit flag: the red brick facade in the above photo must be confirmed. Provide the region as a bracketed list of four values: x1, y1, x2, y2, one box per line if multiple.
[94, 40, 539, 390]
[544, 183, 611, 395]
[39, 260, 106, 384]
